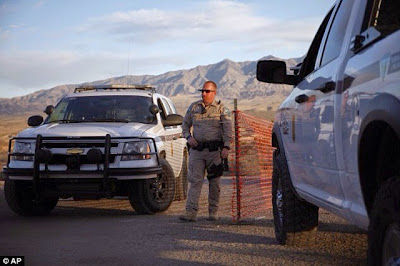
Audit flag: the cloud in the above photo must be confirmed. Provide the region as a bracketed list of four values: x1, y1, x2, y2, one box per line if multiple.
[0, 49, 188, 93]
[79, 0, 319, 46]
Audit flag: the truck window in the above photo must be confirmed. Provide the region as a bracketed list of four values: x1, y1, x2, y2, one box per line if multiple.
[299, 8, 333, 78]
[368, 0, 400, 37]
[319, 0, 354, 67]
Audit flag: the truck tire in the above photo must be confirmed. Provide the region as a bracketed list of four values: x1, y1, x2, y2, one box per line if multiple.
[174, 150, 188, 201]
[272, 152, 319, 246]
[367, 176, 400, 266]
[129, 159, 175, 214]
[4, 179, 58, 216]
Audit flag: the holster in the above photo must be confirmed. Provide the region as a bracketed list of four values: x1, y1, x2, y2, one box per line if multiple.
[207, 162, 224, 180]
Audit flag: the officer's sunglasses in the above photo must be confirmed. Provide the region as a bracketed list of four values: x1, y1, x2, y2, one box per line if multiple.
[198, 89, 215, 93]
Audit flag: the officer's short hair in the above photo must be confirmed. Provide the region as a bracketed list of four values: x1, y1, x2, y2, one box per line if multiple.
[204, 81, 217, 90]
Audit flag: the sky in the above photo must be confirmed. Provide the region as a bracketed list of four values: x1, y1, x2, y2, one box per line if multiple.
[0, 0, 335, 99]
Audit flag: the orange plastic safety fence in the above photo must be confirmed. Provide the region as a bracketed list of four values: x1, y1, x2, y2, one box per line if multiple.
[230, 111, 275, 222]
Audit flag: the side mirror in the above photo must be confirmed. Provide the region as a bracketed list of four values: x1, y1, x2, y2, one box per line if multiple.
[162, 114, 183, 127]
[256, 60, 298, 85]
[44, 105, 55, 115]
[28, 115, 44, 127]
[149, 104, 159, 115]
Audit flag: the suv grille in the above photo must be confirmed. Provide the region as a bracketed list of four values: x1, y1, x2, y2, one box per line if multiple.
[49, 154, 117, 165]
[42, 142, 119, 149]
[42, 141, 119, 164]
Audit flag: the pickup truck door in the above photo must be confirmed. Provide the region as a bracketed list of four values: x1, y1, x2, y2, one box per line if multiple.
[294, 0, 354, 208]
[340, 0, 400, 224]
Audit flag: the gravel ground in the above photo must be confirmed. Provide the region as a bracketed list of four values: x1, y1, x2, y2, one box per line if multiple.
[0, 179, 367, 265]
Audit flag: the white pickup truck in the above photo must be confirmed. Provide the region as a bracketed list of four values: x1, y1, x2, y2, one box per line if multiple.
[2, 85, 188, 216]
[257, 0, 400, 264]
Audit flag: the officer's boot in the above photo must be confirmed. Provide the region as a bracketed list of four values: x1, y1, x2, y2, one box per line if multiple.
[179, 211, 197, 222]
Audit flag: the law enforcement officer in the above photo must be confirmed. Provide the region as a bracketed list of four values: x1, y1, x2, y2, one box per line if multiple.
[179, 81, 232, 222]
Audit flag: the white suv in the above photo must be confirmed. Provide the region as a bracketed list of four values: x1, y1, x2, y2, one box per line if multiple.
[2, 85, 188, 216]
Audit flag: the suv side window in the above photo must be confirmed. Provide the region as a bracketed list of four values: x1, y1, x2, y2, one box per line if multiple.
[166, 98, 178, 114]
[162, 98, 173, 115]
[157, 98, 167, 120]
[319, 0, 354, 67]
[157, 97, 174, 119]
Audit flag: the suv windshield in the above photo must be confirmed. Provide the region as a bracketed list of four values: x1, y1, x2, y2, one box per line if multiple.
[46, 95, 155, 124]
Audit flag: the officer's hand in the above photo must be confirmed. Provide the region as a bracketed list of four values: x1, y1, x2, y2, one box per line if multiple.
[221, 147, 229, 159]
[187, 136, 198, 147]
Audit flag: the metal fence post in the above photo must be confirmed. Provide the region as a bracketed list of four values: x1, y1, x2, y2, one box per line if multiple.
[234, 98, 241, 221]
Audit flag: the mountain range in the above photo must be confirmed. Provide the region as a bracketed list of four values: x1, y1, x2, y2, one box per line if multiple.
[0, 55, 301, 115]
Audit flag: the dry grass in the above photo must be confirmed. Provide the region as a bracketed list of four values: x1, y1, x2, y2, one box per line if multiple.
[0, 114, 33, 169]
[170, 95, 282, 121]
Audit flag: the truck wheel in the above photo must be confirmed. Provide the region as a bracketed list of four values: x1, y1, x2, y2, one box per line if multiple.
[129, 159, 175, 214]
[174, 150, 188, 201]
[367, 176, 400, 266]
[4, 179, 58, 216]
[272, 151, 319, 246]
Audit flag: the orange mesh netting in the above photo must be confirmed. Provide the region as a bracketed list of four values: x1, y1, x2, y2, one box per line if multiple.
[229, 111, 275, 222]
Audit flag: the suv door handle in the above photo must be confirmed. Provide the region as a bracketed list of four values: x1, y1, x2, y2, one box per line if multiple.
[318, 81, 335, 93]
[295, 94, 309, 103]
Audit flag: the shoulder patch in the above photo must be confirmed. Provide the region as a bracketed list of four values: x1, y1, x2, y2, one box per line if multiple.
[223, 107, 231, 116]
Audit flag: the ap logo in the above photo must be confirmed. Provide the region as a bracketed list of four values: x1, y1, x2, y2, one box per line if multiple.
[1, 257, 24, 265]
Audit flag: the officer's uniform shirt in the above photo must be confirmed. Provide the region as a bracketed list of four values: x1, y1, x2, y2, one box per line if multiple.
[182, 99, 232, 149]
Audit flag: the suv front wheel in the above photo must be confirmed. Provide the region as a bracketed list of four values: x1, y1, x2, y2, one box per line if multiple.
[5, 179, 59, 216]
[272, 151, 319, 245]
[129, 159, 175, 214]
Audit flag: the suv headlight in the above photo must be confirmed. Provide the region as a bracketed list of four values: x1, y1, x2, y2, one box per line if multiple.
[121, 141, 151, 161]
[13, 141, 34, 161]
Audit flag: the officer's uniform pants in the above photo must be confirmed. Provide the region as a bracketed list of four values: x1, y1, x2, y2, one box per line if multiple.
[186, 149, 222, 215]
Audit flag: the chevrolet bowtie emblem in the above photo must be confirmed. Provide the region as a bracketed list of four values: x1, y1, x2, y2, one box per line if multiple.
[66, 148, 84, 155]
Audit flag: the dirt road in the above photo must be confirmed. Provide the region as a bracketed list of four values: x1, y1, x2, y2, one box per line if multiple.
[0, 180, 367, 265]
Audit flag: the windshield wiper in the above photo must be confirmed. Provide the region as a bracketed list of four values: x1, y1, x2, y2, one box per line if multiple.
[47, 118, 130, 124]
[92, 118, 129, 123]
[47, 119, 86, 124]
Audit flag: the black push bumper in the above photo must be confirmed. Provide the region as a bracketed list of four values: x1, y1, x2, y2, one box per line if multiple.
[4, 134, 161, 197]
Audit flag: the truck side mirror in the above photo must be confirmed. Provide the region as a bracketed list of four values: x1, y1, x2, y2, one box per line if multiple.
[44, 105, 55, 116]
[162, 114, 183, 127]
[257, 60, 299, 85]
[28, 115, 44, 127]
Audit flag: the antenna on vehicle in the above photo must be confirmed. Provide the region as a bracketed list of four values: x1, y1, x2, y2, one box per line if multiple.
[127, 38, 133, 76]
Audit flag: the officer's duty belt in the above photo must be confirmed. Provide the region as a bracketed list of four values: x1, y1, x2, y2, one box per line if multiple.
[192, 140, 223, 152]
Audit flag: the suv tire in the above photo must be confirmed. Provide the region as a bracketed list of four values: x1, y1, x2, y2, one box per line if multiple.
[129, 159, 176, 214]
[174, 150, 188, 201]
[367, 176, 400, 266]
[4, 179, 59, 216]
[272, 151, 319, 245]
